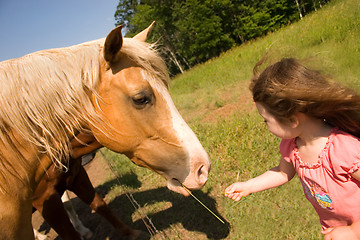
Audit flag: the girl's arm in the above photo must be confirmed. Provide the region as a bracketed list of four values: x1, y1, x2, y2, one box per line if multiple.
[322, 170, 360, 240]
[225, 158, 296, 201]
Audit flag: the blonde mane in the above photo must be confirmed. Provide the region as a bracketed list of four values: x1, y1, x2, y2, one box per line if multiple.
[120, 38, 170, 87]
[0, 37, 170, 188]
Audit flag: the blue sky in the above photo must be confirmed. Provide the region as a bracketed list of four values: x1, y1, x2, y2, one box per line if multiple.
[0, 0, 119, 61]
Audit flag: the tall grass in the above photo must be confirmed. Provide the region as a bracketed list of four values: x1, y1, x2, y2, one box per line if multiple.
[103, 0, 360, 239]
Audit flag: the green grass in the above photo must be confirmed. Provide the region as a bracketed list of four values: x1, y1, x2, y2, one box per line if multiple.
[101, 0, 360, 239]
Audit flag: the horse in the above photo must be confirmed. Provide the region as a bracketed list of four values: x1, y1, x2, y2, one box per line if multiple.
[0, 22, 211, 239]
[32, 132, 138, 240]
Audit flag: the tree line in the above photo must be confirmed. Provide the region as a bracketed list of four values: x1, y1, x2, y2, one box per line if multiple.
[115, 0, 330, 76]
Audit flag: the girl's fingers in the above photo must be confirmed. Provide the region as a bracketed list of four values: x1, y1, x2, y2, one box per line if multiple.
[225, 182, 248, 201]
[235, 197, 242, 201]
[225, 189, 234, 197]
[225, 192, 235, 198]
[226, 192, 243, 201]
[233, 192, 243, 201]
[225, 184, 235, 194]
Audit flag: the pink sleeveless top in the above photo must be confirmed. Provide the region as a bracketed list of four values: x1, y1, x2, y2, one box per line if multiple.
[280, 128, 360, 229]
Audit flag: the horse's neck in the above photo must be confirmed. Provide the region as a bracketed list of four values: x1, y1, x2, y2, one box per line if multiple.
[0, 130, 39, 239]
[69, 128, 102, 159]
[0, 128, 50, 194]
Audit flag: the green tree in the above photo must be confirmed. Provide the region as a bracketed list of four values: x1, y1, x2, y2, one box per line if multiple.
[115, 0, 140, 33]
[231, 0, 298, 43]
[114, 0, 330, 75]
[172, 0, 234, 66]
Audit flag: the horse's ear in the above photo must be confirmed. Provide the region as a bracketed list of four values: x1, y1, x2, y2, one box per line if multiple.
[104, 25, 123, 63]
[133, 21, 155, 42]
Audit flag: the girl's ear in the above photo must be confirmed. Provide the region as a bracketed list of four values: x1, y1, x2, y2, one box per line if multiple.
[288, 114, 300, 128]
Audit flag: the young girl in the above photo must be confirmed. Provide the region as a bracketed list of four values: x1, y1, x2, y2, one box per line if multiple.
[225, 58, 360, 239]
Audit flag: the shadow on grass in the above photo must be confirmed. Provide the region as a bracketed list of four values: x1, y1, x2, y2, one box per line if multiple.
[46, 172, 229, 240]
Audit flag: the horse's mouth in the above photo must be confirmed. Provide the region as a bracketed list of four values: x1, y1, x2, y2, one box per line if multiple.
[167, 178, 190, 196]
[131, 156, 190, 196]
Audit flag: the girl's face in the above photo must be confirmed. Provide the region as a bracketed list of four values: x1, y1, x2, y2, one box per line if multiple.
[256, 102, 299, 139]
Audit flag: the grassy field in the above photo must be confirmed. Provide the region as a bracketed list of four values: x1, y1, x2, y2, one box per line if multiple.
[101, 0, 360, 239]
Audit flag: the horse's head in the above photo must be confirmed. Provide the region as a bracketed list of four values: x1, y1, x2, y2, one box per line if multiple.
[90, 23, 210, 196]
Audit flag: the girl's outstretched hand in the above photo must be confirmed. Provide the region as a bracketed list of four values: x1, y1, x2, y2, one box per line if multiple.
[225, 161, 295, 201]
[224, 182, 252, 201]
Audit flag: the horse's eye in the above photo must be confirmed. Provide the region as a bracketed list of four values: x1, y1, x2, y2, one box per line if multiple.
[132, 93, 152, 108]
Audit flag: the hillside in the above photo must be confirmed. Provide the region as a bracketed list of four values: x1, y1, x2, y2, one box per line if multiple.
[166, 0, 360, 239]
[33, 0, 360, 239]
[109, 0, 360, 239]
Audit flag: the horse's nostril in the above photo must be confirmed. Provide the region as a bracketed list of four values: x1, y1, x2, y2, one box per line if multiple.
[197, 164, 209, 185]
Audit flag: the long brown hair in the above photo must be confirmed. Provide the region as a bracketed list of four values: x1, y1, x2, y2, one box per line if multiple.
[250, 58, 360, 137]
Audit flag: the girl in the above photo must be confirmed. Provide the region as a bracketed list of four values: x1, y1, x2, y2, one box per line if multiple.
[225, 58, 360, 239]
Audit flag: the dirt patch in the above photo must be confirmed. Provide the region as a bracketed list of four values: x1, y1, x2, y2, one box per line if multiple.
[202, 86, 255, 123]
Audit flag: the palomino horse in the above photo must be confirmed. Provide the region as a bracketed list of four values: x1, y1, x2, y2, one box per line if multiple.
[0, 22, 210, 239]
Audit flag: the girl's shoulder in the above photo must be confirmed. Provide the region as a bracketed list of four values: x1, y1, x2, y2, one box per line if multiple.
[327, 128, 360, 175]
[330, 128, 360, 149]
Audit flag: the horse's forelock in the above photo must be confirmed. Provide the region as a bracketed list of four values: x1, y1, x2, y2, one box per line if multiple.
[120, 38, 170, 87]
